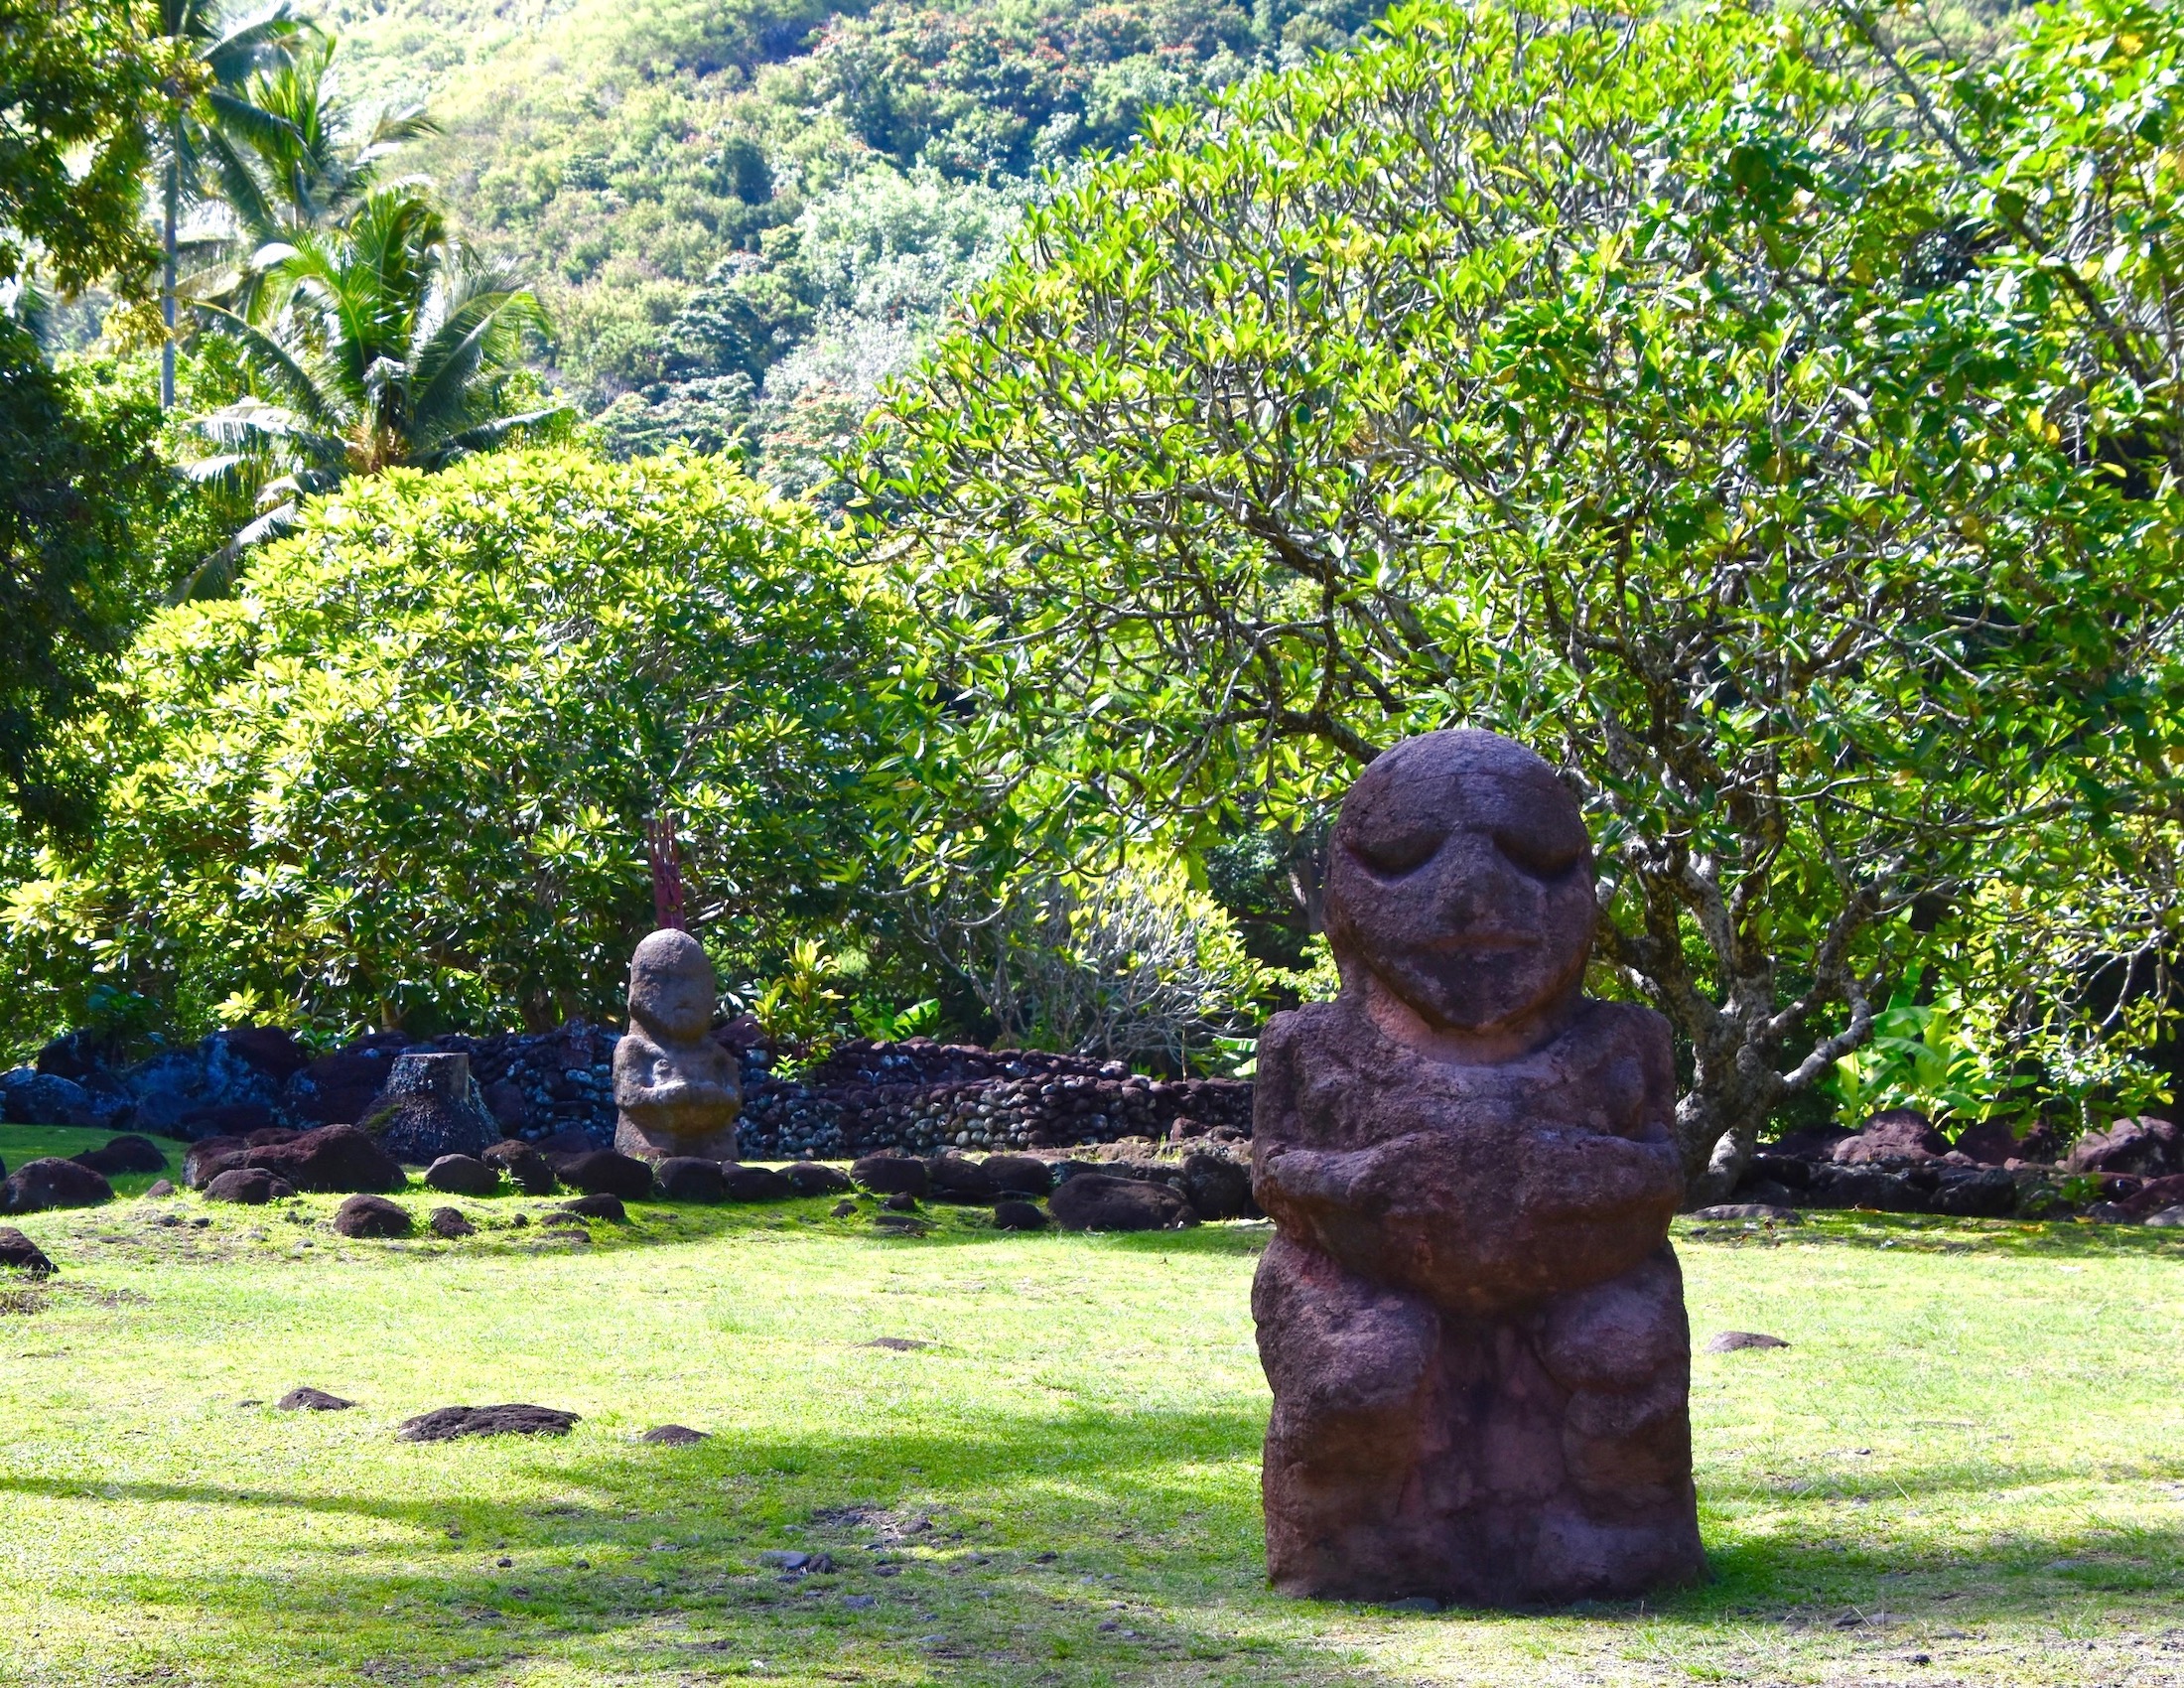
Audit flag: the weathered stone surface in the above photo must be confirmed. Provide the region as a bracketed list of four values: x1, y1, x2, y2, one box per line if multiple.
[364, 1052, 498, 1164]
[557, 1150, 654, 1200]
[852, 1154, 928, 1197]
[428, 1206, 477, 1239]
[1049, 1173, 1194, 1231]
[653, 1156, 728, 1201]
[69, 1134, 168, 1177]
[0, 1068, 95, 1127]
[144, 1179, 176, 1198]
[1704, 1331, 1789, 1352]
[1252, 729, 1702, 1609]
[332, 1194, 412, 1238]
[1930, 1167, 2019, 1217]
[205, 1167, 297, 1203]
[642, 1424, 709, 1444]
[480, 1139, 555, 1196]
[613, 928, 742, 1162]
[1690, 1203, 1802, 1224]
[561, 1193, 627, 1222]
[993, 1198, 1047, 1231]
[0, 1226, 56, 1276]
[424, 1155, 499, 1196]
[2065, 1116, 2181, 1179]
[278, 1387, 353, 1410]
[1832, 1110, 1950, 1164]
[398, 1404, 579, 1442]
[926, 1154, 998, 1203]
[242, 1125, 406, 1195]
[1951, 1118, 2033, 1166]
[1181, 1152, 1253, 1220]
[982, 1154, 1053, 1196]
[725, 1165, 794, 1202]
[3, 1157, 114, 1214]
[783, 1161, 853, 1196]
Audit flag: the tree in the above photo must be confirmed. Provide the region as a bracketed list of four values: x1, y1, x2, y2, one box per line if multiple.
[0, 448, 896, 1043]
[150, 0, 310, 407]
[0, 0, 162, 301]
[857, 0, 2184, 1192]
[189, 183, 566, 570]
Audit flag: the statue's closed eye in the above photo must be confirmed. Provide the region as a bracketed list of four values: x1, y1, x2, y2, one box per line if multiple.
[1351, 826, 1443, 877]
[1493, 827, 1584, 879]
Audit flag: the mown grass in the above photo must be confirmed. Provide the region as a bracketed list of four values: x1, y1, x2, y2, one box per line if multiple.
[3, 1123, 2182, 1687]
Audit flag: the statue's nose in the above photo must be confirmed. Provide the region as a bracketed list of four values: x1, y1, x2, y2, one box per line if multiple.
[1427, 833, 1533, 930]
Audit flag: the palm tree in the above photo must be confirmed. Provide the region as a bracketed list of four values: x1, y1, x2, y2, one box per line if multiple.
[197, 30, 440, 312]
[152, 0, 311, 408]
[185, 184, 566, 584]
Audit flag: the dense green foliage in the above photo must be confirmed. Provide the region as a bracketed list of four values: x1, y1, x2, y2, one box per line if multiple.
[0, 448, 890, 1042]
[863, 0, 2184, 1175]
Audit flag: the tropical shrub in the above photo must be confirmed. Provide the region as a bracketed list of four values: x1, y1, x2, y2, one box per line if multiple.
[0, 446, 893, 1044]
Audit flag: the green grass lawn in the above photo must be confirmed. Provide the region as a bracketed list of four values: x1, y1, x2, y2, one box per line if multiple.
[4, 1124, 2182, 1687]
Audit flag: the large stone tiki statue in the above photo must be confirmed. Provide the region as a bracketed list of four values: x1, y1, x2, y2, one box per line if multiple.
[613, 929, 743, 1162]
[1252, 729, 1704, 1607]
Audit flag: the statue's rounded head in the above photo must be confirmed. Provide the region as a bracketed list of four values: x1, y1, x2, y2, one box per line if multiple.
[1322, 729, 1594, 1039]
[627, 927, 717, 1041]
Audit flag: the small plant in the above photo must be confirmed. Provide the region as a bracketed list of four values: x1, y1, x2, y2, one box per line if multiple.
[1824, 987, 2025, 1127]
[852, 996, 941, 1042]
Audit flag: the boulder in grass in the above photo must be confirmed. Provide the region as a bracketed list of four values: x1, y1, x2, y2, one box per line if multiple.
[205, 1167, 297, 1204]
[428, 1206, 477, 1239]
[642, 1424, 709, 1445]
[557, 1150, 654, 1201]
[1832, 1109, 1950, 1164]
[1951, 1118, 2033, 1166]
[3, 1158, 114, 1214]
[925, 1154, 997, 1203]
[993, 1199, 1047, 1231]
[361, 1051, 498, 1163]
[183, 1136, 250, 1190]
[783, 1162, 852, 1196]
[69, 1135, 169, 1178]
[982, 1155, 1054, 1197]
[1181, 1152, 1254, 1220]
[725, 1165, 794, 1202]
[653, 1157, 728, 1202]
[1048, 1173, 1195, 1232]
[278, 1387, 353, 1411]
[561, 1193, 627, 1223]
[0, 1069, 95, 1128]
[2065, 1116, 2181, 1180]
[0, 1226, 56, 1276]
[424, 1155, 499, 1196]
[242, 1125, 406, 1195]
[2145, 1206, 2184, 1228]
[398, 1404, 579, 1442]
[851, 1154, 928, 1198]
[1704, 1332, 1790, 1353]
[480, 1140, 555, 1196]
[1690, 1203, 1803, 1224]
[332, 1194, 412, 1238]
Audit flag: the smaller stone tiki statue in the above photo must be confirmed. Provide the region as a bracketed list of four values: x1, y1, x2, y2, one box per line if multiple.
[1252, 729, 1704, 1608]
[613, 928, 743, 1162]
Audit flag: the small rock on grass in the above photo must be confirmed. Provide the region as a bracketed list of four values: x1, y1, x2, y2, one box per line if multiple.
[398, 1404, 579, 1442]
[867, 1336, 927, 1351]
[842, 1594, 877, 1610]
[1690, 1203, 1802, 1224]
[333, 1194, 411, 1238]
[143, 1180, 177, 1198]
[429, 1206, 477, 1239]
[2146, 1206, 2184, 1227]
[785, 1162, 852, 1196]
[561, 1193, 626, 1222]
[205, 1167, 296, 1204]
[993, 1199, 1046, 1231]
[278, 1387, 354, 1411]
[830, 1198, 858, 1218]
[425, 1155, 499, 1196]
[0, 1226, 56, 1276]
[1705, 1331, 1790, 1352]
[641, 1424, 709, 1445]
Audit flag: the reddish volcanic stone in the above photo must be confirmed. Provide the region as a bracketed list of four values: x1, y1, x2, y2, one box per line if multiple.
[1251, 730, 1704, 1609]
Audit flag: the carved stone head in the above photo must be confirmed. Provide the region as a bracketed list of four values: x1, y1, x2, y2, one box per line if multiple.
[1322, 729, 1595, 1037]
[626, 928, 717, 1043]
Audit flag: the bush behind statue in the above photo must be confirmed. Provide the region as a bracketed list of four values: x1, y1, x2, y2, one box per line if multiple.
[0, 446, 892, 1044]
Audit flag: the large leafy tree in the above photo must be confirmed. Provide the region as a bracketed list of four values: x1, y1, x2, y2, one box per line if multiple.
[859, 0, 2184, 1191]
[1, 448, 894, 1041]
[190, 184, 565, 568]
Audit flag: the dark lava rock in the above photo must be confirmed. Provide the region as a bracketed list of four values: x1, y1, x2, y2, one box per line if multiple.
[1689, 1203, 1803, 1223]
[561, 1193, 627, 1222]
[2119, 1174, 2184, 1220]
[3, 1157, 114, 1214]
[1048, 1173, 1195, 1231]
[993, 1198, 1047, 1231]
[1181, 1152, 1253, 1220]
[784, 1161, 852, 1196]
[278, 1387, 354, 1411]
[882, 1191, 920, 1212]
[642, 1424, 710, 1445]
[2083, 1200, 2135, 1224]
[205, 1167, 297, 1204]
[1930, 1168, 2018, 1217]
[332, 1194, 412, 1238]
[2065, 1116, 2181, 1179]
[867, 1336, 927, 1350]
[179, 1102, 279, 1140]
[1764, 1124, 1851, 1160]
[69, 1134, 169, 1177]
[725, 1166, 794, 1202]
[1704, 1332, 1790, 1352]
[1951, 1118, 2034, 1166]
[830, 1198, 858, 1217]
[982, 1154, 1054, 1196]
[480, 1140, 555, 1196]
[424, 1155, 499, 1196]
[852, 1154, 928, 1197]
[926, 1154, 998, 1203]
[243, 1125, 407, 1195]
[183, 1136, 249, 1190]
[144, 1179, 177, 1198]
[0, 1226, 56, 1276]
[362, 1052, 498, 1163]
[654, 1157, 728, 1202]
[1803, 1164, 1923, 1211]
[0, 1069, 95, 1127]
[1833, 1109, 1950, 1164]
[398, 1404, 579, 1442]
[429, 1206, 477, 1239]
[558, 1151, 653, 1200]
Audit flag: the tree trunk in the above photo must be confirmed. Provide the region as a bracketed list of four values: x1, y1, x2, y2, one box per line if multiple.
[161, 156, 178, 410]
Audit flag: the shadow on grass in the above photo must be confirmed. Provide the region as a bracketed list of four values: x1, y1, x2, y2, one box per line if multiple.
[1677, 1207, 2184, 1260]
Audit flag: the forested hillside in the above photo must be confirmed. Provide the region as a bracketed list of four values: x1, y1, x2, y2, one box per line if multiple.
[314, 0, 1378, 480]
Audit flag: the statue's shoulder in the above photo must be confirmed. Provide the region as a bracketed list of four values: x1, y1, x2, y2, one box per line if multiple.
[1573, 996, 1672, 1055]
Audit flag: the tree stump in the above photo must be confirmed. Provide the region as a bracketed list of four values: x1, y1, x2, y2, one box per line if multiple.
[366, 1053, 498, 1164]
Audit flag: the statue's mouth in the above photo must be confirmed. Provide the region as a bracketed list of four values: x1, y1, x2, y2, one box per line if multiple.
[1421, 932, 1533, 953]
